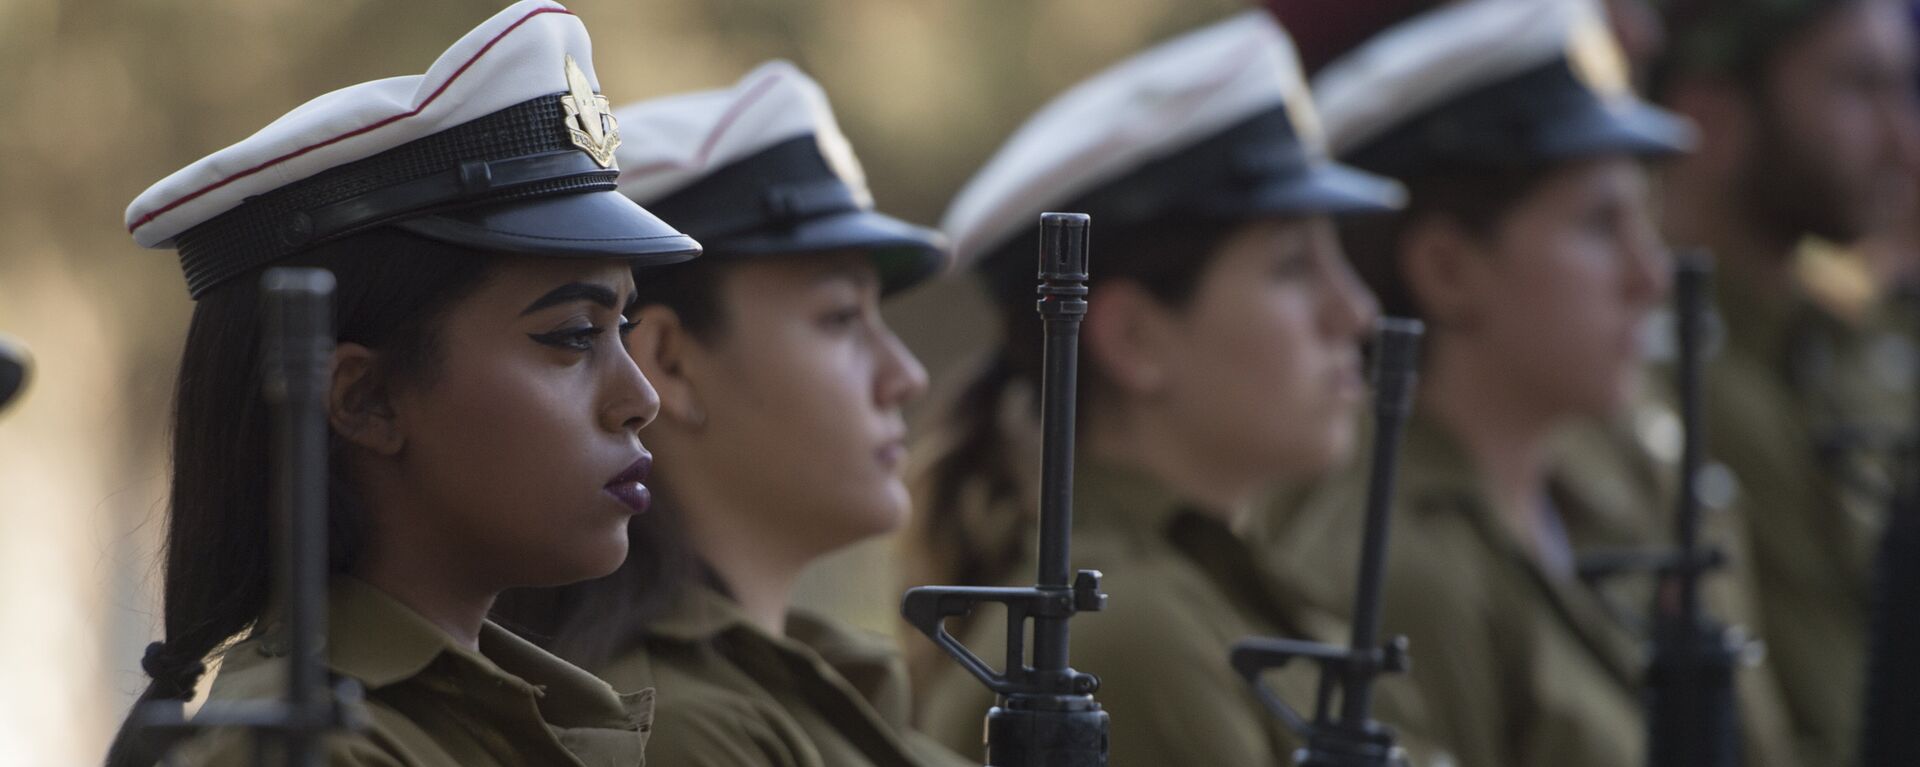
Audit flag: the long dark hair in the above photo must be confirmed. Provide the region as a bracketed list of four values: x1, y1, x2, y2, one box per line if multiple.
[905, 213, 1237, 599]
[103, 228, 496, 767]
[492, 257, 727, 669]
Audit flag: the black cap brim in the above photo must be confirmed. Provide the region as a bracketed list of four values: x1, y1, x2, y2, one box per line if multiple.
[701, 209, 949, 295]
[1079, 108, 1407, 225]
[1344, 60, 1697, 177]
[0, 337, 28, 412]
[1245, 159, 1408, 216]
[1537, 98, 1697, 161]
[394, 189, 702, 267]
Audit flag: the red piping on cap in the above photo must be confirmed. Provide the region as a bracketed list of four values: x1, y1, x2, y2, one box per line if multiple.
[129, 6, 576, 235]
[616, 68, 787, 183]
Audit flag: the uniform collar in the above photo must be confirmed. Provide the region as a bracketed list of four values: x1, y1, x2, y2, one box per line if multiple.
[1393, 412, 1489, 509]
[784, 611, 916, 725]
[1071, 458, 1203, 548]
[265, 577, 650, 733]
[642, 580, 752, 643]
[644, 582, 916, 729]
[1394, 414, 1644, 682]
[1714, 247, 1830, 374]
[1074, 457, 1331, 640]
[1397, 410, 1625, 546]
[647, 581, 901, 668]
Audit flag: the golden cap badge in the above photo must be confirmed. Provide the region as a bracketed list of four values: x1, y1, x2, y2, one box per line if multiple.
[561, 54, 620, 168]
[1568, 17, 1631, 102]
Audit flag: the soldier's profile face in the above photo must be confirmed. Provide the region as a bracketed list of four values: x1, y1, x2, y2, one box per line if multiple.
[1463, 157, 1667, 419]
[1744, 0, 1919, 243]
[639, 251, 928, 556]
[1125, 215, 1378, 485]
[362, 257, 658, 589]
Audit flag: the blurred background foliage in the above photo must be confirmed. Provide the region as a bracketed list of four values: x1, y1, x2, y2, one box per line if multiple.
[0, 0, 1243, 763]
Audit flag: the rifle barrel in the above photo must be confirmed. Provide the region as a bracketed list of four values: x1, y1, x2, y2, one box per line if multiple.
[1032, 213, 1090, 675]
[262, 268, 337, 767]
[1342, 319, 1423, 726]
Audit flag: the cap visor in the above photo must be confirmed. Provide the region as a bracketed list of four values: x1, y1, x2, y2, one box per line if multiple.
[704, 209, 950, 295]
[1539, 99, 1697, 160]
[393, 189, 702, 267]
[1247, 160, 1408, 216]
[0, 357, 23, 410]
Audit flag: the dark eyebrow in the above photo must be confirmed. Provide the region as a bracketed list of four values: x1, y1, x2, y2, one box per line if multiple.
[520, 282, 623, 316]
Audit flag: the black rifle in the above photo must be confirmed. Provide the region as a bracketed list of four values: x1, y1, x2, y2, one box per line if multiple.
[0, 335, 28, 412]
[134, 268, 363, 766]
[1643, 252, 1743, 767]
[1228, 318, 1423, 767]
[1856, 280, 1920, 766]
[1860, 489, 1920, 765]
[904, 213, 1110, 767]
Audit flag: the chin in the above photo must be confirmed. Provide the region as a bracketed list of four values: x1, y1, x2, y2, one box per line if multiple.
[1265, 431, 1349, 482]
[851, 497, 913, 545]
[539, 531, 632, 587]
[1294, 441, 1348, 478]
[858, 494, 914, 538]
[1584, 369, 1644, 418]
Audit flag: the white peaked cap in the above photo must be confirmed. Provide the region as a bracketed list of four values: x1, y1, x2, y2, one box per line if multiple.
[614, 60, 870, 207]
[1311, 0, 1693, 169]
[609, 61, 947, 293]
[941, 11, 1403, 274]
[125, 0, 700, 298]
[130, 1, 602, 247]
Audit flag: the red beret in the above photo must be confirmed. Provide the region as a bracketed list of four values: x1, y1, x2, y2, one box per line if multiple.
[1262, 0, 1441, 74]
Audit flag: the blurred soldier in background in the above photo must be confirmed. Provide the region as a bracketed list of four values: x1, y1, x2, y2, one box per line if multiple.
[1651, 0, 1920, 763]
[1254, 1, 1699, 766]
[494, 62, 973, 767]
[905, 11, 1457, 766]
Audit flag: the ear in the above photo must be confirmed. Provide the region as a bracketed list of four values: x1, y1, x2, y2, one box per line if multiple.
[1399, 214, 1494, 332]
[1083, 281, 1177, 397]
[328, 343, 404, 455]
[628, 304, 707, 429]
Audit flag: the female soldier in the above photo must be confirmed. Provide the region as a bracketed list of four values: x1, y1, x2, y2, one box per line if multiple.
[102, 3, 698, 764]
[1253, 1, 1710, 766]
[907, 12, 1453, 766]
[493, 62, 972, 767]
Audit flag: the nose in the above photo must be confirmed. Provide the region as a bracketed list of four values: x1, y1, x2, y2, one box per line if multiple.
[603, 342, 662, 436]
[1320, 243, 1380, 341]
[873, 322, 930, 410]
[1620, 207, 1671, 308]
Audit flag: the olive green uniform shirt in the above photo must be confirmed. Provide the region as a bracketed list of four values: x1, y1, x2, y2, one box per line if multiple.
[1704, 259, 1911, 767]
[173, 577, 655, 766]
[593, 585, 972, 767]
[1258, 416, 1643, 767]
[1551, 413, 1800, 767]
[915, 461, 1451, 767]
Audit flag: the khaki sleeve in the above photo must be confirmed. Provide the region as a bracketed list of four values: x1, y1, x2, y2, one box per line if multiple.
[1071, 606, 1284, 767]
[1375, 512, 1516, 767]
[911, 658, 997, 764]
